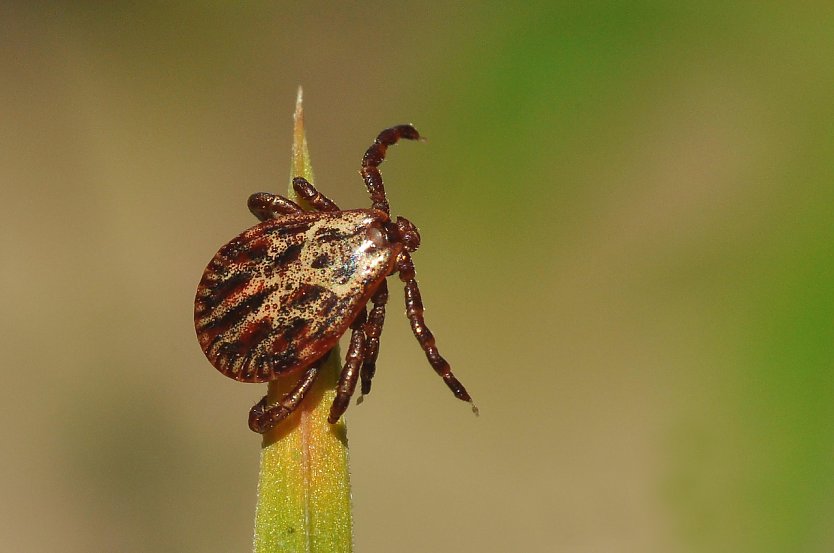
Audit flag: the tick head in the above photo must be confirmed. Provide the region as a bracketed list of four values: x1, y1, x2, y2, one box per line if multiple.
[393, 216, 421, 252]
[381, 215, 420, 252]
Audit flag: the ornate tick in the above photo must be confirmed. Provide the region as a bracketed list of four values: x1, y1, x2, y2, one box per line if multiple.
[194, 125, 476, 433]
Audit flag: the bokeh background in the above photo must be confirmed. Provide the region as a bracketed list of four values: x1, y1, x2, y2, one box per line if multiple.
[3, 3, 833, 552]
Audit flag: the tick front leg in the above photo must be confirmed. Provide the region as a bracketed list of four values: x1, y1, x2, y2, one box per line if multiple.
[248, 192, 303, 221]
[329, 310, 367, 423]
[396, 252, 478, 415]
[292, 177, 340, 212]
[247, 353, 328, 433]
[358, 279, 389, 401]
[360, 124, 421, 214]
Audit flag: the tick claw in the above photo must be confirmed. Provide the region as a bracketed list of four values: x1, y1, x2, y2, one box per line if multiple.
[356, 395, 365, 406]
[470, 401, 479, 417]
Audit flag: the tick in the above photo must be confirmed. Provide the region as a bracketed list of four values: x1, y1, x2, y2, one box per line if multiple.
[194, 125, 476, 433]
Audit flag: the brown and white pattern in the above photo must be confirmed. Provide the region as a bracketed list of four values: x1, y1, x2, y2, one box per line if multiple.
[194, 124, 476, 433]
[195, 209, 400, 383]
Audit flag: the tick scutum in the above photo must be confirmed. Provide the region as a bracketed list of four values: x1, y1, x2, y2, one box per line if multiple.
[311, 253, 331, 269]
[274, 242, 303, 267]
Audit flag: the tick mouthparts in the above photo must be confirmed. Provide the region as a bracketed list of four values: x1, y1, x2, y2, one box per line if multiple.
[394, 216, 421, 252]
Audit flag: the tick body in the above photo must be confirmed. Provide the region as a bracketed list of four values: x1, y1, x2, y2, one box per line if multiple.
[194, 125, 475, 433]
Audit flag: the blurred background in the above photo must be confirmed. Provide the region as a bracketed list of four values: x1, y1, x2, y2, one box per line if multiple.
[2, 3, 833, 552]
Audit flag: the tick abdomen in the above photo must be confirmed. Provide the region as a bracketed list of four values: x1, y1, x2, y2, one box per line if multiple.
[195, 209, 398, 383]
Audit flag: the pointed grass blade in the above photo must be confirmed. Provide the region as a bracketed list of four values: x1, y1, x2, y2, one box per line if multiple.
[252, 87, 353, 553]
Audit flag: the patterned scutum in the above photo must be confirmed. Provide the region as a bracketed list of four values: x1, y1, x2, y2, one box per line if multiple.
[195, 209, 401, 383]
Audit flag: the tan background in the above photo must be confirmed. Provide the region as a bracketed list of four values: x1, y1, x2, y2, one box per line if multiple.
[2, 3, 833, 552]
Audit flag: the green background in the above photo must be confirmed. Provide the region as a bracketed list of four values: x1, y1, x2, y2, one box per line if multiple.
[2, 3, 833, 552]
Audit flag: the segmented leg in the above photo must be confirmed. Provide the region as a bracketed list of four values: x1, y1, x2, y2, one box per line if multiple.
[358, 279, 388, 401]
[248, 192, 303, 221]
[248, 353, 329, 433]
[328, 310, 367, 423]
[361, 125, 421, 214]
[396, 252, 478, 414]
[292, 176, 340, 212]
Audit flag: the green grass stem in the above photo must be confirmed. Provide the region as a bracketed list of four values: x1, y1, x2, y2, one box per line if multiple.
[252, 87, 353, 553]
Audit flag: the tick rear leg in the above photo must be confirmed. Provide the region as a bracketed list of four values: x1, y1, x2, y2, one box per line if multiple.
[358, 279, 389, 402]
[329, 310, 367, 423]
[248, 192, 303, 221]
[396, 252, 478, 415]
[361, 125, 422, 214]
[248, 353, 329, 433]
[292, 177, 340, 212]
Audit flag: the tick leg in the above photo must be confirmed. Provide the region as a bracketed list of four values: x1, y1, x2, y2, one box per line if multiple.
[329, 310, 367, 423]
[358, 279, 389, 401]
[248, 192, 303, 221]
[361, 125, 421, 214]
[396, 252, 478, 415]
[247, 353, 328, 433]
[292, 176, 340, 212]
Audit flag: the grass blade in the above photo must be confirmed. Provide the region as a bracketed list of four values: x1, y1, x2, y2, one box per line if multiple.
[252, 87, 353, 553]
